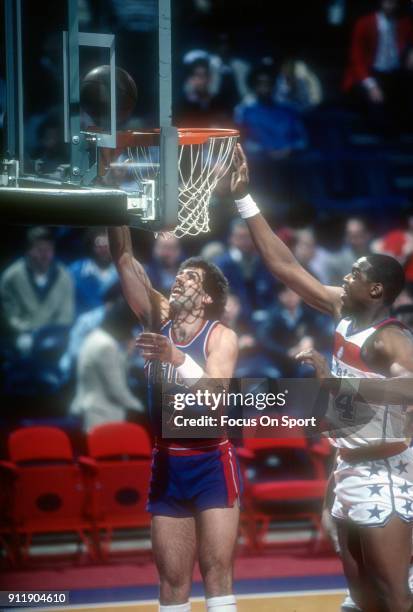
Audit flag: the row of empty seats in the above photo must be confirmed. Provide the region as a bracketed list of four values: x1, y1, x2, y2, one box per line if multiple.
[0, 423, 152, 565]
[0, 423, 332, 566]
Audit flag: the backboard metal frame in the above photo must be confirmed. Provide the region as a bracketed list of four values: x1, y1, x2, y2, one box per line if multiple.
[2, 0, 179, 232]
[63, 32, 117, 151]
[158, 0, 179, 230]
[5, 0, 24, 169]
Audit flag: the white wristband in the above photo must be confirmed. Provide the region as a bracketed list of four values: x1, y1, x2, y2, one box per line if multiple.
[235, 193, 260, 219]
[176, 353, 204, 385]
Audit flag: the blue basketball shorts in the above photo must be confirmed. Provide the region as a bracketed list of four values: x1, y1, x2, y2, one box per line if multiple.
[147, 441, 242, 517]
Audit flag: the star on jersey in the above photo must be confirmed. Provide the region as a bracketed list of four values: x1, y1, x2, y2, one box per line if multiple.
[368, 484, 383, 496]
[395, 460, 409, 475]
[399, 481, 411, 494]
[402, 500, 413, 513]
[368, 505, 385, 520]
[368, 463, 382, 477]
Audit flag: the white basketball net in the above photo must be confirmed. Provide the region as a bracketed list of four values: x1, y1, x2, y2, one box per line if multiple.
[126, 134, 237, 238]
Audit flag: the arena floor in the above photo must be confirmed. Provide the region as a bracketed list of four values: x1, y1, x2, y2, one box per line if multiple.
[1, 540, 347, 612]
[47, 591, 345, 612]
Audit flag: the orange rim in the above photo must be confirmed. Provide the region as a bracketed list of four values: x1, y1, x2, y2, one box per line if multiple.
[116, 128, 239, 148]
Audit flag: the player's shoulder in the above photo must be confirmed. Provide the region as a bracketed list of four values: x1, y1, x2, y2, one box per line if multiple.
[375, 321, 412, 343]
[373, 321, 413, 358]
[209, 322, 237, 345]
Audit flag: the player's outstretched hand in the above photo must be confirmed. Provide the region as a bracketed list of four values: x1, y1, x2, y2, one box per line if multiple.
[136, 332, 182, 365]
[295, 348, 331, 379]
[230, 143, 250, 199]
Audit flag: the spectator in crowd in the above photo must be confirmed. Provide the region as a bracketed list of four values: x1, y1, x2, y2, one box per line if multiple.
[222, 292, 279, 377]
[292, 228, 330, 283]
[144, 233, 184, 296]
[234, 65, 307, 160]
[175, 57, 233, 127]
[59, 280, 122, 380]
[70, 297, 144, 431]
[213, 218, 277, 322]
[256, 285, 332, 377]
[372, 210, 413, 288]
[69, 228, 118, 315]
[393, 286, 413, 309]
[274, 58, 323, 112]
[325, 217, 372, 286]
[183, 32, 250, 107]
[343, 0, 413, 133]
[209, 32, 250, 102]
[393, 302, 413, 328]
[199, 239, 226, 262]
[29, 109, 67, 176]
[0, 226, 74, 353]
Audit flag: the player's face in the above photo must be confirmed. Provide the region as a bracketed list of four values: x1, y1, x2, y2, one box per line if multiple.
[341, 257, 374, 311]
[169, 267, 207, 314]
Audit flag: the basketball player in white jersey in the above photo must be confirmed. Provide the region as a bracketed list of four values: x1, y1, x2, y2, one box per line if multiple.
[230, 144, 413, 612]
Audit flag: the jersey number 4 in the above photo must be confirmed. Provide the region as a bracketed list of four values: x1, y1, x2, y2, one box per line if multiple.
[335, 393, 356, 422]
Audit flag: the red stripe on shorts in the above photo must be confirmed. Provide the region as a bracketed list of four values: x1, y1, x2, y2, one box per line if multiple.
[220, 443, 239, 505]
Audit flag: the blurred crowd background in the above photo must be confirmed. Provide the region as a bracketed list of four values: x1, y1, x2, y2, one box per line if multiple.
[1, 0, 413, 454]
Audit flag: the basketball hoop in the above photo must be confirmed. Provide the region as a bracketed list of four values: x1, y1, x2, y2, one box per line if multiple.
[103, 128, 239, 238]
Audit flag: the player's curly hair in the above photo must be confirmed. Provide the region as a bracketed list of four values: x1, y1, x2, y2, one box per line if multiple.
[178, 257, 229, 320]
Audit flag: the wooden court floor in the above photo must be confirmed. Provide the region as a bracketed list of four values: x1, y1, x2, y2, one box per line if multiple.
[41, 591, 345, 612]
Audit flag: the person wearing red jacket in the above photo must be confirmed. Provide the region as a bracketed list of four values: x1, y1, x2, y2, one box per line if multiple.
[343, 0, 413, 133]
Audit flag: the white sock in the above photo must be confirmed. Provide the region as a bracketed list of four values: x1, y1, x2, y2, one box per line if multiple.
[159, 603, 191, 612]
[206, 594, 237, 610]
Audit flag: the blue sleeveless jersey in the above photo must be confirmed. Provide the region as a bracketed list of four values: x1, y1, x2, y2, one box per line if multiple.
[145, 319, 223, 450]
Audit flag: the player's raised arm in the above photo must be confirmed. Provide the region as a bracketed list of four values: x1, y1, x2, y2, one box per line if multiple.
[107, 226, 169, 329]
[230, 145, 343, 318]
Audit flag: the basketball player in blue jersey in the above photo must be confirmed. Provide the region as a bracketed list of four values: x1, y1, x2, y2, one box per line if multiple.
[108, 226, 240, 612]
[230, 145, 413, 612]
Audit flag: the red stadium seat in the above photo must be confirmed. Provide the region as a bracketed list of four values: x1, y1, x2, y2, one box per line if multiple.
[4, 426, 96, 564]
[84, 422, 152, 558]
[239, 428, 331, 551]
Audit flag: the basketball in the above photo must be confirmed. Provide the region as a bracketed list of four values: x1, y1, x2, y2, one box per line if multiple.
[80, 65, 138, 128]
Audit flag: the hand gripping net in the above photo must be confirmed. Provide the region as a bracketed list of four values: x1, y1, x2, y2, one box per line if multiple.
[125, 129, 238, 238]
